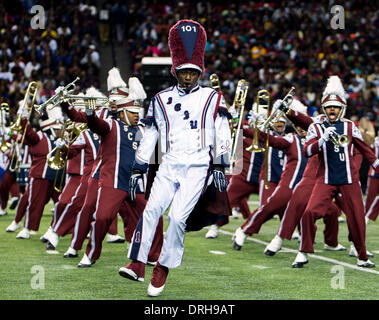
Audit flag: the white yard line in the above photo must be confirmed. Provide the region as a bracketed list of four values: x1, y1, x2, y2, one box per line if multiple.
[217, 229, 379, 275]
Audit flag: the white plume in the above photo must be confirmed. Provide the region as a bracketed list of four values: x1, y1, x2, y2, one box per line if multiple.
[127, 77, 147, 101]
[322, 75, 347, 103]
[47, 106, 64, 122]
[290, 98, 308, 115]
[107, 67, 127, 91]
[85, 86, 106, 98]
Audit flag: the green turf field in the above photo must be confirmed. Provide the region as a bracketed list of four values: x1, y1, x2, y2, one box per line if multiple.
[0, 194, 378, 300]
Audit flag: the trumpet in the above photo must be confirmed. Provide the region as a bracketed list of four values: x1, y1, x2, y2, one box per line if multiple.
[246, 90, 269, 153]
[8, 81, 40, 172]
[65, 95, 109, 110]
[0, 103, 11, 153]
[229, 79, 249, 173]
[261, 86, 295, 130]
[321, 124, 350, 150]
[35, 77, 80, 114]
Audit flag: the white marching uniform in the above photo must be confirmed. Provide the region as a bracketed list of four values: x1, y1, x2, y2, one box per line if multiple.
[128, 84, 231, 268]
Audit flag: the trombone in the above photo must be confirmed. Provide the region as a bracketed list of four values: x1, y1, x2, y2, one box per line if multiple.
[0, 103, 11, 153]
[246, 90, 269, 153]
[229, 79, 249, 173]
[35, 77, 80, 114]
[8, 81, 40, 172]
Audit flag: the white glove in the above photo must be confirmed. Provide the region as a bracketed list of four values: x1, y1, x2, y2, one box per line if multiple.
[54, 138, 66, 149]
[272, 99, 290, 114]
[54, 86, 69, 104]
[247, 110, 263, 128]
[17, 106, 30, 119]
[272, 99, 283, 113]
[319, 126, 336, 148]
[322, 126, 336, 142]
[54, 86, 67, 96]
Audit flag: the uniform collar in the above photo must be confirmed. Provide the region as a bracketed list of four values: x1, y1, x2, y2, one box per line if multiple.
[176, 83, 200, 96]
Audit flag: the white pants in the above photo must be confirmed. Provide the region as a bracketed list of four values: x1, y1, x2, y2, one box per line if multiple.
[128, 151, 210, 268]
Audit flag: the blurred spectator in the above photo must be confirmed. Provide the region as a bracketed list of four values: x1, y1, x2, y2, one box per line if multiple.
[112, 1, 128, 45]
[98, 3, 110, 45]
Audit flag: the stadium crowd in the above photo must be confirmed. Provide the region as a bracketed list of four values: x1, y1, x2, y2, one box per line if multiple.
[0, 0, 103, 123]
[125, 0, 378, 127]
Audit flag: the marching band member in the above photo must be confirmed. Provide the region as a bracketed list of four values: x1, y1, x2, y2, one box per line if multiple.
[232, 99, 309, 251]
[52, 84, 123, 256]
[77, 75, 163, 268]
[365, 133, 379, 223]
[43, 122, 89, 251]
[205, 108, 264, 239]
[5, 143, 31, 232]
[292, 75, 379, 268]
[15, 106, 65, 239]
[119, 20, 231, 297]
[1, 103, 26, 219]
[263, 99, 344, 257]
[57, 71, 162, 264]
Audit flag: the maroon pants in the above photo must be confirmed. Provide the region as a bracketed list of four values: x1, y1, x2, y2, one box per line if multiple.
[22, 177, 60, 231]
[300, 182, 368, 260]
[51, 174, 82, 231]
[85, 186, 163, 262]
[365, 177, 379, 216]
[69, 178, 145, 250]
[242, 184, 292, 235]
[53, 175, 88, 236]
[70, 177, 101, 250]
[227, 174, 259, 219]
[278, 178, 340, 246]
[0, 172, 19, 210]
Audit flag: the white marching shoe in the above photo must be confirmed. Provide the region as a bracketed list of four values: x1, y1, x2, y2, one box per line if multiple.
[324, 243, 346, 251]
[40, 226, 53, 243]
[64, 247, 78, 258]
[77, 254, 95, 268]
[6, 220, 20, 232]
[291, 251, 308, 268]
[357, 259, 375, 268]
[205, 224, 219, 239]
[349, 244, 374, 258]
[232, 227, 247, 250]
[0, 206, 7, 216]
[231, 208, 240, 219]
[106, 233, 125, 243]
[46, 231, 59, 250]
[264, 235, 283, 256]
[16, 227, 30, 239]
[291, 230, 300, 240]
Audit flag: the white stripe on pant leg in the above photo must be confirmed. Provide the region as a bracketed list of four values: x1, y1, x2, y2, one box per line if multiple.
[366, 196, 379, 220]
[70, 208, 84, 248]
[53, 182, 83, 233]
[24, 178, 34, 229]
[88, 187, 102, 260]
[51, 202, 59, 229]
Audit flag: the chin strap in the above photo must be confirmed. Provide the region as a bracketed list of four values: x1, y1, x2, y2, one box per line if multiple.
[122, 110, 131, 126]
